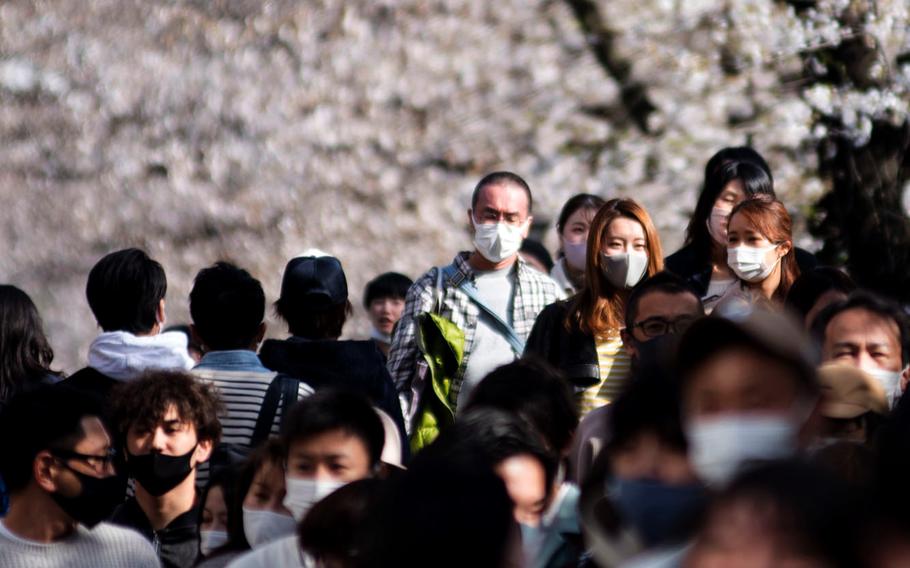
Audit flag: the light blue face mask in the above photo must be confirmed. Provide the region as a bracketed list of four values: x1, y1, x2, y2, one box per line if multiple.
[607, 477, 706, 547]
[519, 522, 545, 564]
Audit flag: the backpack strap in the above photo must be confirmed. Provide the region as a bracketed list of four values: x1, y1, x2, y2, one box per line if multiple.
[250, 374, 298, 448]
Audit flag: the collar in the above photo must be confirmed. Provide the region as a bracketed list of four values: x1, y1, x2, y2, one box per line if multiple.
[448, 251, 523, 286]
[195, 350, 268, 372]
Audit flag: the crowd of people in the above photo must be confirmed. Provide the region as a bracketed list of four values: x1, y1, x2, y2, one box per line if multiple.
[1, 145, 910, 567]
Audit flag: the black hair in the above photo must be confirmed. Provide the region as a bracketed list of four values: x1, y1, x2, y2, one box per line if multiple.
[362, 272, 413, 309]
[85, 248, 167, 334]
[556, 193, 606, 233]
[623, 271, 704, 331]
[299, 478, 386, 567]
[784, 267, 857, 322]
[697, 460, 865, 568]
[684, 159, 775, 264]
[190, 262, 266, 351]
[702, 146, 773, 185]
[0, 285, 58, 405]
[811, 290, 910, 367]
[0, 385, 103, 492]
[281, 390, 384, 467]
[520, 239, 554, 272]
[471, 171, 533, 214]
[275, 300, 353, 340]
[464, 357, 578, 454]
[199, 466, 243, 556]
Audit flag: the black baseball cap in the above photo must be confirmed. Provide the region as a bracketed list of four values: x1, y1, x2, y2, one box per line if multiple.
[279, 255, 348, 311]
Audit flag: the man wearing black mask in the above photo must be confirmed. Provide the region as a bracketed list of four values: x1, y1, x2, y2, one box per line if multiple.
[109, 370, 222, 568]
[0, 386, 158, 567]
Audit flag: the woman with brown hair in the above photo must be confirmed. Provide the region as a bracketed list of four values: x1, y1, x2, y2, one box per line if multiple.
[525, 198, 663, 415]
[714, 195, 800, 315]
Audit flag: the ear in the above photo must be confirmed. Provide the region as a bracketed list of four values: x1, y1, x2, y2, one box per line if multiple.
[194, 438, 214, 465]
[521, 215, 533, 239]
[189, 324, 206, 353]
[620, 329, 639, 360]
[901, 366, 910, 393]
[777, 240, 793, 258]
[467, 209, 475, 232]
[34, 451, 59, 493]
[156, 299, 167, 327]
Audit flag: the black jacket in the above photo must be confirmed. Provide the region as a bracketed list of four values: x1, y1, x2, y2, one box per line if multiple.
[524, 301, 600, 388]
[664, 243, 818, 297]
[109, 497, 200, 568]
[258, 338, 408, 456]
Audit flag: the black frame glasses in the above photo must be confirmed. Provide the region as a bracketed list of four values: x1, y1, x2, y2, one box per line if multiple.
[50, 447, 118, 472]
[632, 315, 698, 338]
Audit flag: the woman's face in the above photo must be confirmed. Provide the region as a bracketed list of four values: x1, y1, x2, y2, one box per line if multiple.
[243, 460, 292, 515]
[600, 217, 647, 258]
[559, 206, 598, 248]
[713, 180, 746, 212]
[202, 485, 228, 532]
[727, 212, 785, 269]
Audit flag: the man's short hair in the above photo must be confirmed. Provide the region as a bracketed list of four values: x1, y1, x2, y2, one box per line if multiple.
[470, 171, 533, 214]
[812, 290, 910, 367]
[190, 262, 266, 351]
[86, 248, 167, 333]
[464, 357, 578, 454]
[624, 271, 704, 331]
[0, 385, 103, 492]
[362, 272, 413, 309]
[109, 370, 223, 445]
[281, 390, 384, 467]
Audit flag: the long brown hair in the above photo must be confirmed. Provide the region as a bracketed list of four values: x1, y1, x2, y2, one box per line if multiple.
[567, 198, 663, 338]
[728, 195, 799, 300]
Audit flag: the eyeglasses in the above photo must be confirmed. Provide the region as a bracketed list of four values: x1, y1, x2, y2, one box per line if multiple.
[50, 447, 118, 473]
[632, 315, 698, 338]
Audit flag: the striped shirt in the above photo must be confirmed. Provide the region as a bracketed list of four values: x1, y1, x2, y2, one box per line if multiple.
[576, 334, 631, 416]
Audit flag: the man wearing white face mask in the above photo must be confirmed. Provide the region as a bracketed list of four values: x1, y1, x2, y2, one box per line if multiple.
[676, 310, 821, 487]
[816, 291, 910, 409]
[227, 391, 384, 568]
[388, 172, 564, 427]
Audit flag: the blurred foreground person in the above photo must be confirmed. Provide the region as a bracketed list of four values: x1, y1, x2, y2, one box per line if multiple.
[684, 460, 865, 568]
[0, 386, 158, 567]
[580, 370, 705, 567]
[64, 248, 194, 403]
[677, 310, 820, 487]
[362, 272, 412, 357]
[526, 198, 663, 415]
[198, 468, 234, 559]
[108, 371, 222, 568]
[784, 266, 855, 329]
[389, 172, 562, 448]
[550, 194, 606, 296]
[815, 291, 910, 408]
[0, 285, 61, 409]
[228, 390, 384, 568]
[520, 238, 555, 275]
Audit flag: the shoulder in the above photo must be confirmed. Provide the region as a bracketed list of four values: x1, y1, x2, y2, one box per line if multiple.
[227, 536, 306, 568]
[85, 523, 159, 564]
[664, 244, 700, 275]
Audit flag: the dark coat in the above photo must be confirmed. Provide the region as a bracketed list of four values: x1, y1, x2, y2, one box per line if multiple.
[110, 497, 200, 568]
[524, 301, 599, 389]
[258, 338, 408, 458]
[665, 243, 818, 297]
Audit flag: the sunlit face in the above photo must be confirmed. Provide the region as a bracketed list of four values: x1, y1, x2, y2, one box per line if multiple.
[495, 454, 548, 527]
[559, 207, 597, 248]
[126, 404, 209, 468]
[727, 212, 787, 269]
[469, 183, 532, 229]
[600, 217, 647, 257]
[368, 296, 406, 336]
[609, 431, 697, 485]
[243, 459, 291, 515]
[286, 429, 372, 483]
[202, 485, 228, 532]
[823, 308, 903, 373]
[49, 416, 118, 498]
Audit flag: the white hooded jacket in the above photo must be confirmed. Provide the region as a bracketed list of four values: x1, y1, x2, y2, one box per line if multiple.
[87, 330, 195, 381]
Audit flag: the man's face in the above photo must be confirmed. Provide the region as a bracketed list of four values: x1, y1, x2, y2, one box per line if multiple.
[683, 347, 804, 420]
[126, 404, 210, 467]
[49, 416, 117, 497]
[468, 183, 532, 234]
[823, 308, 904, 373]
[368, 296, 406, 336]
[624, 290, 702, 359]
[286, 429, 372, 483]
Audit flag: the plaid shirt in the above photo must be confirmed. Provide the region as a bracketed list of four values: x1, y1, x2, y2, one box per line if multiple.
[388, 251, 565, 420]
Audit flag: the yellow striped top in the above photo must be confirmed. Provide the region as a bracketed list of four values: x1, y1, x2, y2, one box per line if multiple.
[576, 333, 632, 416]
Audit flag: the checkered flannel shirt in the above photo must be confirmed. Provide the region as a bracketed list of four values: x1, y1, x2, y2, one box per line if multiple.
[387, 251, 565, 420]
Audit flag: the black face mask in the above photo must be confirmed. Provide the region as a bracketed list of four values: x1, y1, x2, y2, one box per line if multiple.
[50, 464, 128, 528]
[127, 446, 196, 497]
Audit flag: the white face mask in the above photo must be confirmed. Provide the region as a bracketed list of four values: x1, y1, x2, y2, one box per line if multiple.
[472, 216, 526, 263]
[706, 206, 731, 246]
[562, 240, 587, 271]
[863, 366, 904, 409]
[199, 529, 229, 557]
[600, 251, 648, 289]
[282, 477, 346, 522]
[685, 413, 800, 486]
[727, 244, 780, 282]
[242, 506, 297, 548]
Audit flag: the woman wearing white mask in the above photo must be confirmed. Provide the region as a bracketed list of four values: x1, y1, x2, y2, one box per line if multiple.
[550, 194, 606, 296]
[714, 195, 800, 316]
[526, 198, 663, 415]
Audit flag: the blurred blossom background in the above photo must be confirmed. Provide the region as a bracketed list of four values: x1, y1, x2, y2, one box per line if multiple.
[1, 0, 908, 368]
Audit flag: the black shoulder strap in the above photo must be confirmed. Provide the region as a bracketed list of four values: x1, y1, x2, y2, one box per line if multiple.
[250, 374, 298, 448]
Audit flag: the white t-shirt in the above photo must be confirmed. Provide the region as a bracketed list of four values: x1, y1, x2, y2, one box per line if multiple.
[226, 536, 313, 568]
